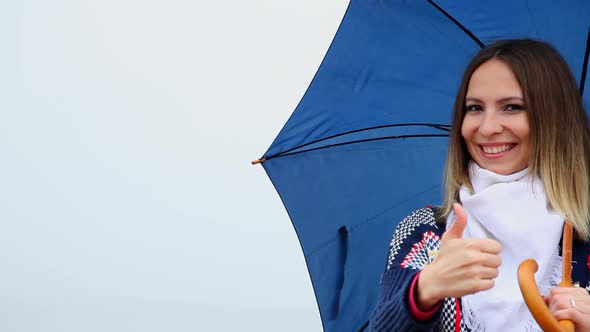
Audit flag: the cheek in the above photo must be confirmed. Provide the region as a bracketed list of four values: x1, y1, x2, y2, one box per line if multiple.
[460, 119, 473, 142]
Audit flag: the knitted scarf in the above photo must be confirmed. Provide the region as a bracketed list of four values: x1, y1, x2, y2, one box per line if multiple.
[446, 162, 563, 332]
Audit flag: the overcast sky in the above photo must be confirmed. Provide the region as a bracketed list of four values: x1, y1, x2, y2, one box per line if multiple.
[5, 1, 349, 331]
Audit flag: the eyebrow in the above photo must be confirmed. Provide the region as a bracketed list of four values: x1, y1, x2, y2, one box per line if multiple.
[465, 96, 524, 103]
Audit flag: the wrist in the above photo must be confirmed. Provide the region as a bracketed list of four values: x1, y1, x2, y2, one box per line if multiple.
[416, 265, 441, 310]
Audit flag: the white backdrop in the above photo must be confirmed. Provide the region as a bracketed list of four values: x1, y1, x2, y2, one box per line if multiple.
[4, 0, 349, 331]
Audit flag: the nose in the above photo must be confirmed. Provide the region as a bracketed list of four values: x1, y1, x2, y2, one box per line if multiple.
[479, 110, 503, 136]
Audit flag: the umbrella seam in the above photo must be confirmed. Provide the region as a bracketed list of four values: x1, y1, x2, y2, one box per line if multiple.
[426, 0, 485, 49]
[264, 123, 450, 160]
[580, 26, 590, 95]
[272, 134, 449, 160]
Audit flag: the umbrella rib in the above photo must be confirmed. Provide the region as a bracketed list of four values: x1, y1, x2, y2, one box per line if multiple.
[273, 134, 449, 159]
[358, 320, 369, 332]
[580, 26, 590, 95]
[262, 123, 450, 161]
[430, 124, 452, 132]
[426, 0, 485, 49]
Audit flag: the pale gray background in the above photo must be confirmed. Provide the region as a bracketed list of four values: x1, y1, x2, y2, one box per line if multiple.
[5, 0, 349, 331]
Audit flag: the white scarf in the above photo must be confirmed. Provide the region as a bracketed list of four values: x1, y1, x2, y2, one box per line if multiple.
[446, 162, 563, 332]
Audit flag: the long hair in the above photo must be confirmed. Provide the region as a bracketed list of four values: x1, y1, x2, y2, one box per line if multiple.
[439, 39, 590, 240]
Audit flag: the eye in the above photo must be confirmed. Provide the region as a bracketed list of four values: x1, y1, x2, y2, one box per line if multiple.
[465, 104, 483, 112]
[503, 104, 524, 112]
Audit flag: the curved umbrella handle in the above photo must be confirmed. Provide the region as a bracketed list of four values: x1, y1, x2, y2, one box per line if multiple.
[518, 260, 574, 332]
[518, 222, 575, 332]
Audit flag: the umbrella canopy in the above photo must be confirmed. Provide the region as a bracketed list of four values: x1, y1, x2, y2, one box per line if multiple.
[256, 1, 590, 331]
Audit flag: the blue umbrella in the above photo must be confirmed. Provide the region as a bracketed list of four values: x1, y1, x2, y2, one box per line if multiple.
[254, 1, 590, 331]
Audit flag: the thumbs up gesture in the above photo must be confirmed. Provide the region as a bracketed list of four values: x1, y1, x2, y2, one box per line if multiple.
[443, 202, 469, 240]
[415, 203, 503, 310]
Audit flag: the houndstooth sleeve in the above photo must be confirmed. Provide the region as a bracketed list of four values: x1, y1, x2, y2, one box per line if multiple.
[369, 207, 445, 332]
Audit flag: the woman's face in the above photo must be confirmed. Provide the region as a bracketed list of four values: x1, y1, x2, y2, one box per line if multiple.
[461, 59, 531, 175]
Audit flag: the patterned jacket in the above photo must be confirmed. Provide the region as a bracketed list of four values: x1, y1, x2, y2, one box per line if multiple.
[369, 207, 590, 332]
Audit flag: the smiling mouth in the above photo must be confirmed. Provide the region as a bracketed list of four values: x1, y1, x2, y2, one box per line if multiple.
[480, 144, 516, 154]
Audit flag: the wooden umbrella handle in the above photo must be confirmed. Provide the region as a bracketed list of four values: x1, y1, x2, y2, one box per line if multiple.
[517, 223, 575, 332]
[559, 222, 575, 332]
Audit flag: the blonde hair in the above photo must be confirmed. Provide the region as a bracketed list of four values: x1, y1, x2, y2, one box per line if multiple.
[439, 39, 590, 240]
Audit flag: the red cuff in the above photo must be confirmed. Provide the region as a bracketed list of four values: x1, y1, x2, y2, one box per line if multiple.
[408, 272, 442, 321]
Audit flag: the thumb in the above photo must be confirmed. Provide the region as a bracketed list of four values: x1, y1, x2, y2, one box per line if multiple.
[444, 203, 468, 240]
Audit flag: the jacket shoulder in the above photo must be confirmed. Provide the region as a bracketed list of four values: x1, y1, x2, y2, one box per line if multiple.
[386, 207, 444, 270]
[399, 207, 440, 229]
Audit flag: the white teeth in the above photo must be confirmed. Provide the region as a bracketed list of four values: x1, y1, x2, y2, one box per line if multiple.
[482, 145, 514, 154]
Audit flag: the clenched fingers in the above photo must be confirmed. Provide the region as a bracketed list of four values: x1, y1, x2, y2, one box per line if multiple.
[479, 252, 502, 268]
[550, 287, 589, 297]
[547, 286, 590, 330]
[463, 238, 503, 254]
[552, 307, 590, 331]
[549, 287, 590, 312]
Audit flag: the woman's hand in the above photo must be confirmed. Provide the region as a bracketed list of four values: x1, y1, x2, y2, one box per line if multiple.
[415, 203, 503, 310]
[546, 286, 590, 331]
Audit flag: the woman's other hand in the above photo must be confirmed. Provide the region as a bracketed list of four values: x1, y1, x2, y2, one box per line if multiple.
[416, 203, 503, 310]
[546, 286, 590, 331]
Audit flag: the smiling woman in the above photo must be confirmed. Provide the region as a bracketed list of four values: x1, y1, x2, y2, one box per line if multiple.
[461, 59, 531, 176]
[443, 40, 590, 238]
[370, 39, 590, 332]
